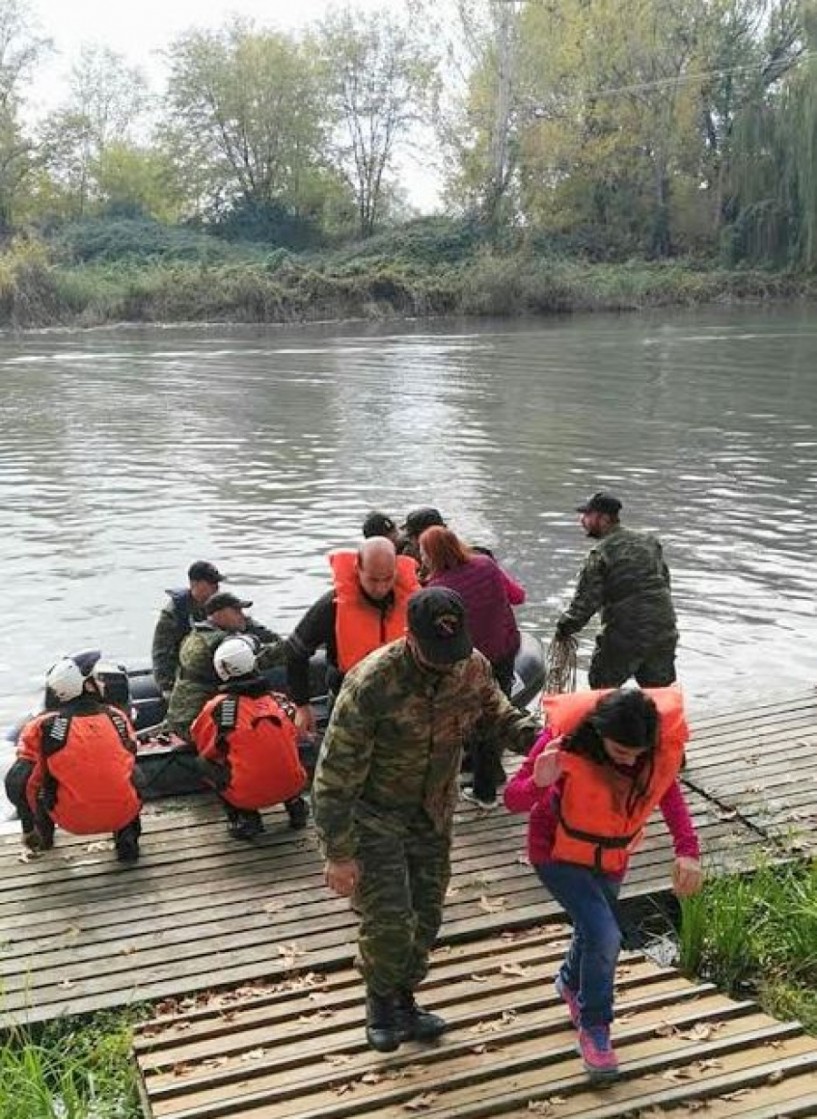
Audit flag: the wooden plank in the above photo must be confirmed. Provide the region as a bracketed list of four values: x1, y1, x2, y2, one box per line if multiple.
[133, 931, 817, 1119]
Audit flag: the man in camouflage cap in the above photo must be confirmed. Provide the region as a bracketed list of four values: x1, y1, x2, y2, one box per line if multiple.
[556, 492, 678, 688]
[166, 592, 286, 740]
[312, 586, 539, 1053]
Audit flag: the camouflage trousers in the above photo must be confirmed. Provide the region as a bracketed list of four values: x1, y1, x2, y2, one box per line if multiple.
[588, 634, 677, 689]
[354, 809, 451, 996]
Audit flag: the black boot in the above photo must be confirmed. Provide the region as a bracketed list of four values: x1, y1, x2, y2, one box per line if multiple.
[114, 818, 141, 865]
[396, 990, 447, 1042]
[228, 809, 264, 840]
[285, 796, 309, 831]
[365, 991, 401, 1053]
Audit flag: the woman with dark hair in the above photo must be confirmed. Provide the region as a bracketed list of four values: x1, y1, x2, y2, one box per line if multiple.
[419, 525, 523, 807]
[504, 687, 702, 1081]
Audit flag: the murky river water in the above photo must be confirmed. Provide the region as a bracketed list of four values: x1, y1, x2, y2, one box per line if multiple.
[2, 305, 816, 731]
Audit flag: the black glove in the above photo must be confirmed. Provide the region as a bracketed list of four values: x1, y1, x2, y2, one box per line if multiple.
[555, 619, 572, 640]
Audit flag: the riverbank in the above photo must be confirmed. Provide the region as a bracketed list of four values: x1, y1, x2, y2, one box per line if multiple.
[1, 222, 816, 329]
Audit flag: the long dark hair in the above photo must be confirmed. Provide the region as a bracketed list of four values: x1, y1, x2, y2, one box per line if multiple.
[563, 689, 660, 811]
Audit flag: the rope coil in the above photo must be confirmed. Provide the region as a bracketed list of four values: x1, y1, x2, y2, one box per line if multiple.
[544, 633, 578, 695]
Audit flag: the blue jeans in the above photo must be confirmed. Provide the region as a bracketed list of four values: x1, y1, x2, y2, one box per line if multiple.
[535, 861, 622, 1027]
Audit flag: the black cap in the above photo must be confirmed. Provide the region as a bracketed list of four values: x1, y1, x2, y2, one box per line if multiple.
[188, 560, 225, 584]
[576, 492, 622, 516]
[205, 591, 252, 615]
[408, 587, 473, 665]
[401, 506, 445, 536]
[362, 511, 397, 538]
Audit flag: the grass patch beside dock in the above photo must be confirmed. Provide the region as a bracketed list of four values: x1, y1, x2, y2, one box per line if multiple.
[679, 860, 817, 1034]
[0, 1010, 143, 1119]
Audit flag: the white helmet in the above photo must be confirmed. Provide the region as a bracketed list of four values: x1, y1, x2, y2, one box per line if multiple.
[45, 649, 102, 703]
[45, 658, 87, 702]
[213, 636, 257, 682]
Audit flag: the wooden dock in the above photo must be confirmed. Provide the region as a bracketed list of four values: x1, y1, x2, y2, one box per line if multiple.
[133, 927, 817, 1119]
[0, 689, 815, 1115]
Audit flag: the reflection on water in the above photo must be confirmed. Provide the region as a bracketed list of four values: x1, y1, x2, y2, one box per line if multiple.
[1, 305, 816, 727]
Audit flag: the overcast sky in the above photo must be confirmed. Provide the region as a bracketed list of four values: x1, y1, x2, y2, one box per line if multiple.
[24, 0, 443, 210]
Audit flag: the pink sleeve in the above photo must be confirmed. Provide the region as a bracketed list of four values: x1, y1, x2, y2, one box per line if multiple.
[499, 567, 526, 605]
[503, 727, 553, 813]
[658, 780, 700, 860]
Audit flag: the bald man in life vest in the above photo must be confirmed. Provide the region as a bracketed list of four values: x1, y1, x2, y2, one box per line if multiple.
[286, 537, 420, 738]
[5, 651, 143, 864]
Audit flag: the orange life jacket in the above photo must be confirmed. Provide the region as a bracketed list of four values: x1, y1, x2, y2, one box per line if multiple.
[541, 688, 688, 874]
[36, 709, 141, 834]
[191, 691, 306, 810]
[330, 551, 418, 673]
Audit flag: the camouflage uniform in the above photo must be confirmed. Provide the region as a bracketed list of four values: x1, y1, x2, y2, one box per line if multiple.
[558, 525, 678, 688]
[166, 620, 286, 740]
[312, 639, 539, 997]
[151, 592, 208, 696]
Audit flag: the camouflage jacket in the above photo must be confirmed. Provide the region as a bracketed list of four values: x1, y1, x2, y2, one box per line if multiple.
[151, 590, 209, 694]
[559, 525, 677, 648]
[312, 639, 540, 862]
[165, 619, 286, 740]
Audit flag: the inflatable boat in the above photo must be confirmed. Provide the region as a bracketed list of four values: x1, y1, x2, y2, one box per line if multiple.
[1, 633, 545, 812]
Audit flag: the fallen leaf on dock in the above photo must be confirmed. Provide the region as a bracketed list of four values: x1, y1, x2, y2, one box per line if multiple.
[679, 1022, 718, 1041]
[478, 894, 506, 913]
[239, 1048, 266, 1062]
[470, 972, 490, 983]
[404, 1092, 439, 1110]
[767, 1069, 785, 1084]
[263, 900, 287, 914]
[323, 1053, 353, 1066]
[500, 962, 530, 977]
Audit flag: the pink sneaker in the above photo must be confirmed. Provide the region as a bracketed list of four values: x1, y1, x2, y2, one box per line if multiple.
[577, 1025, 620, 1080]
[554, 974, 580, 1029]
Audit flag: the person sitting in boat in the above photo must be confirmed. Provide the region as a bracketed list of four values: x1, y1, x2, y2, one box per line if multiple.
[190, 637, 309, 839]
[166, 592, 286, 742]
[398, 506, 446, 561]
[419, 525, 524, 808]
[362, 511, 400, 546]
[151, 560, 225, 701]
[286, 537, 420, 739]
[4, 650, 143, 864]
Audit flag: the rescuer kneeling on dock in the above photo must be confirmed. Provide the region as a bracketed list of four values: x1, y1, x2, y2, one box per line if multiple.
[5, 650, 143, 864]
[190, 636, 309, 839]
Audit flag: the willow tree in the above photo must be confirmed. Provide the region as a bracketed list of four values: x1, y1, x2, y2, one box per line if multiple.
[726, 40, 817, 268]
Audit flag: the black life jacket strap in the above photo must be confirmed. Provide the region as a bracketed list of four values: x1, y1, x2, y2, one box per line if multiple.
[41, 714, 71, 758]
[557, 807, 640, 872]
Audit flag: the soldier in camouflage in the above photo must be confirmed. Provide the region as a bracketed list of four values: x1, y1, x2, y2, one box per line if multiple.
[166, 591, 286, 740]
[312, 587, 540, 1053]
[151, 561, 224, 699]
[556, 492, 678, 688]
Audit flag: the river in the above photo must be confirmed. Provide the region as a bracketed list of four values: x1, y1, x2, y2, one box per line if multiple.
[2, 304, 816, 733]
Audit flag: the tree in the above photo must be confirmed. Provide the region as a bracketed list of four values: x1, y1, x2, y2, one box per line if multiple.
[163, 20, 329, 220]
[317, 6, 437, 237]
[0, 0, 50, 232]
[38, 45, 150, 217]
